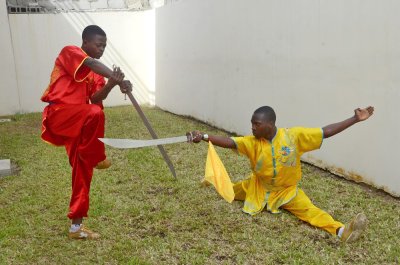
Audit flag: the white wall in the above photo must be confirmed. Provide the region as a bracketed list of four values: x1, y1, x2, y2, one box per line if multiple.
[0, 9, 155, 114]
[0, 2, 20, 115]
[156, 0, 400, 196]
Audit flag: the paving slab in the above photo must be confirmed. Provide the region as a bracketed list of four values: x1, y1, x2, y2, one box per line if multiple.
[0, 159, 12, 177]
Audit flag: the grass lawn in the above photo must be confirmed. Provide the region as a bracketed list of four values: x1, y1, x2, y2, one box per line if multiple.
[0, 105, 399, 264]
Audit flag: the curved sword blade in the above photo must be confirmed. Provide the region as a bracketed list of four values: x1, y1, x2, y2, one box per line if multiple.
[99, 136, 188, 149]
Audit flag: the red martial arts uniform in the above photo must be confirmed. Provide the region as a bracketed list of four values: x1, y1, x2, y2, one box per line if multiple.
[41, 46, 106, 219]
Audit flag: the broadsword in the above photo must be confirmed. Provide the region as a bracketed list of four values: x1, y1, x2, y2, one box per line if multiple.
[99, 135, 191, 149]
[124, 91, 181, 178]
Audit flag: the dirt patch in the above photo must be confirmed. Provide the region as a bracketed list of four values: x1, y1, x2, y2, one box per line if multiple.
[302, 161, 400, 203]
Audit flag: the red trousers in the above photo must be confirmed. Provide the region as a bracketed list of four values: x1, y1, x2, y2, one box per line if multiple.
[42, 104, 106, 219]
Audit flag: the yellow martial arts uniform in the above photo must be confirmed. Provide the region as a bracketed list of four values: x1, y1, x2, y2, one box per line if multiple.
[232, 127, 343, 235]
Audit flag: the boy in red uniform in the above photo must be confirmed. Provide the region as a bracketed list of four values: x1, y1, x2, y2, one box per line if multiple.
[41, 25, 132, 239]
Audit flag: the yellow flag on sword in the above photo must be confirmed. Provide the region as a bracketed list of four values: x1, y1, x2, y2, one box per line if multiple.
[202, 141, 235, 203]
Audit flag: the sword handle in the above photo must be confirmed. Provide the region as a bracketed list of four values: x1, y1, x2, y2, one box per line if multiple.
[186, 132, 194, 142]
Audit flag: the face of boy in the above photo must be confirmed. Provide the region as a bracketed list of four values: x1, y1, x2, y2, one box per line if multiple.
[83, 34, 107, 59]
[251, 113, 274, 139]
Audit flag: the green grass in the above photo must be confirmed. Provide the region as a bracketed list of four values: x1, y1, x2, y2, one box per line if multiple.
[0, 105, 399, 264]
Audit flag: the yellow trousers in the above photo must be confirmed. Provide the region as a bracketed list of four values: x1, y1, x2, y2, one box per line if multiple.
[234, 184, 344, 235]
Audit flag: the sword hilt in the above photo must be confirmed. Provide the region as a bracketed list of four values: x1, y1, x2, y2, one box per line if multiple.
[186, 132, 194, 143]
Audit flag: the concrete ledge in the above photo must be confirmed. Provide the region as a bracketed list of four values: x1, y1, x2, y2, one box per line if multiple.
[0, 159, 12, 177]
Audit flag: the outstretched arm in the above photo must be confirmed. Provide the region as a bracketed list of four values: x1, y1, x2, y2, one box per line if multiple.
[190, 130, 236, 149]
[322, 106, 374, 139]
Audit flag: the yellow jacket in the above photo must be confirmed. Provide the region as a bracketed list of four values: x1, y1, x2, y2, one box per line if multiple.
[232, 127, 323, 215]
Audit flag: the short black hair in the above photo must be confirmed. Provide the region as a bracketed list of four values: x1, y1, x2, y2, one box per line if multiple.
[253, 106, 276, 123]
[82, 25, 106, 40]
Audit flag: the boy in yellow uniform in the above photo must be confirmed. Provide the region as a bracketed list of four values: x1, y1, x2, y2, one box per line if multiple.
[191, 105, 374, 243]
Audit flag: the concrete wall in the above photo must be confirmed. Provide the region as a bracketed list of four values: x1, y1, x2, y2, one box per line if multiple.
[156, 0, 400, 196]
[0, 8, 155, 115]
[0, 2, 20, 115]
